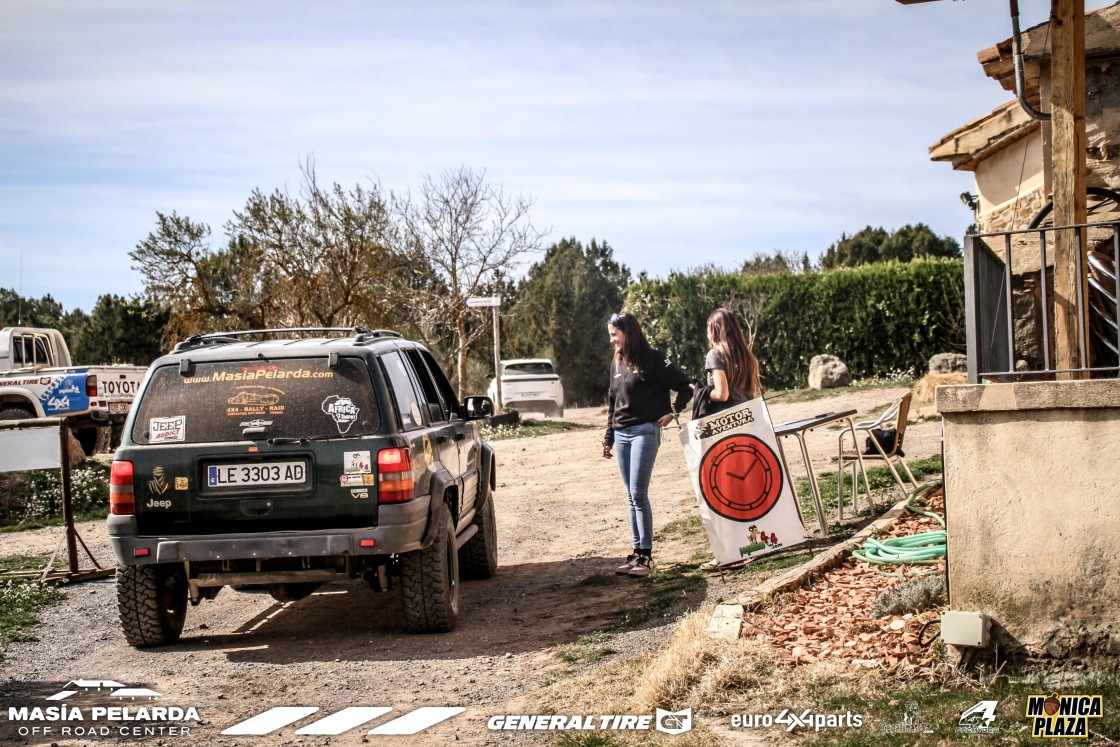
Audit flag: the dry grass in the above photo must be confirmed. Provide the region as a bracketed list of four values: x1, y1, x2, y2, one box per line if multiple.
[911, 372, 966, 407]
[535, 608, 891, 746]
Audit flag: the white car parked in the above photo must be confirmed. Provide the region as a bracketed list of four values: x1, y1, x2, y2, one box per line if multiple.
[488, 358, 564, 418]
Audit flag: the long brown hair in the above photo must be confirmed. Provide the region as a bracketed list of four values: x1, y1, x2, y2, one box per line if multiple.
[707, 308, 761, 399]
[609, 312, 651, 374]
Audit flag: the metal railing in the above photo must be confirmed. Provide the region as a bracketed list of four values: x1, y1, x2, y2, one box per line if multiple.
[964, 220, 1120, 383]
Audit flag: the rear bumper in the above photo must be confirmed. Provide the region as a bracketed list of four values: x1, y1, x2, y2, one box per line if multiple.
[107, 495, 432, 566]
[504, 398, 562, 412]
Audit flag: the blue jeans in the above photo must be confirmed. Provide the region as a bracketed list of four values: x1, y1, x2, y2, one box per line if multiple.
[613, 421, 661, 551]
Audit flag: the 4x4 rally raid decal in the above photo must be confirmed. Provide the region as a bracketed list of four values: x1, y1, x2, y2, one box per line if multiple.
[226, 386, 285, 418]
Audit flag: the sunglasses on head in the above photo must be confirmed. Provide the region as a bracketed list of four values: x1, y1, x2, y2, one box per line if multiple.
[610, 312, 627, 325]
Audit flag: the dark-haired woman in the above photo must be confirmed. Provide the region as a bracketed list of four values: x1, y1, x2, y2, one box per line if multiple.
[602, 312, 692, 577]
[705, 308, 762, 406]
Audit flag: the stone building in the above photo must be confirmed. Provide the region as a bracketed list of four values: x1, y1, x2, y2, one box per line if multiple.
[929, 2, 1120, 233]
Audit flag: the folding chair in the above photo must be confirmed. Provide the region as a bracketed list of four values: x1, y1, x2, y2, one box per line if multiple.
[835, 392, 918, 518]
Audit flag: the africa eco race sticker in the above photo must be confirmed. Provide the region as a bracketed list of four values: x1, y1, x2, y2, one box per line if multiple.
[345, 451, 372, 474]
[149, 416, 186, 443]
[322, 395, 359, 434]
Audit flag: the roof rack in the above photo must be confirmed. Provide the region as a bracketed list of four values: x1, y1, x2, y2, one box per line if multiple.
[172, 327, 400, 352]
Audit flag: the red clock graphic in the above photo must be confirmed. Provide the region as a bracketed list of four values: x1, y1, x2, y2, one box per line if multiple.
[699, 434, 784, 522]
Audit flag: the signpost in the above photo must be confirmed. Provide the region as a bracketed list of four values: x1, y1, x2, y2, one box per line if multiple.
[0, 417, 113, 584]
[466, 295, 503, 409]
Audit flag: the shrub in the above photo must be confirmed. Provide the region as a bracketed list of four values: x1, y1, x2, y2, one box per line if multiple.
[0, 464, 109, 527]
[626, 259, 964, 390]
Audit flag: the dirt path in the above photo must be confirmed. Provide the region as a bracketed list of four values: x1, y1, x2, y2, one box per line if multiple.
[0, 387, 939, 746]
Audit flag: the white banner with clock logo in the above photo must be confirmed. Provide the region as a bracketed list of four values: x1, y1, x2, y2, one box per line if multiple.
[679, 397, 806, 564]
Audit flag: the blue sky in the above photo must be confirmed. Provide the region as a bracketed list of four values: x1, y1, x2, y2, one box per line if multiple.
[1, 1, 1109, 314]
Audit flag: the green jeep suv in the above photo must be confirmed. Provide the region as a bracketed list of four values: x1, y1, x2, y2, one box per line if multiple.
[107, 328, 497, 646]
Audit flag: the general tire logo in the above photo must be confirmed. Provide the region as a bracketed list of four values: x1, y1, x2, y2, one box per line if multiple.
[699, 434, 783, 522]
[222, 706, 465, 736]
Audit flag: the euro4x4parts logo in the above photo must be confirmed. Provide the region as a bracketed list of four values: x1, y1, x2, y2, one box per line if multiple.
[1026, 692, 1103, 738]
[4, 679, 199, 740]
[731, 708, 863, 732]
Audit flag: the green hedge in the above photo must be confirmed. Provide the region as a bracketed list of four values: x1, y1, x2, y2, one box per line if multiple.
[626, 259, 965, 390]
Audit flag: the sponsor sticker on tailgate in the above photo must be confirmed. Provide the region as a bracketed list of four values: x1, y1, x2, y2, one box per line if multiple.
[150, 416, 186, 443]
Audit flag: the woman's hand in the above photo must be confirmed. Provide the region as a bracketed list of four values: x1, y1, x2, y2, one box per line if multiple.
[656, 413, 675, 428]
[602, 445, 613, 459]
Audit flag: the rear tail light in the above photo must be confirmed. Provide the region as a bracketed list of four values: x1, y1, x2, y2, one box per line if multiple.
[110, 460, 135, 515]
[377, 448, 414, 503]
[86, 375, 98, 397]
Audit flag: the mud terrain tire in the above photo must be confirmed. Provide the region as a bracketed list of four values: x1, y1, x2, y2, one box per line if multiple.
[400, 503, 459, 632]
[0, 407, 33, 422]
[75, 426, 112, 457]
[117, 564, 188, 647]
[459, 482, 498, 579]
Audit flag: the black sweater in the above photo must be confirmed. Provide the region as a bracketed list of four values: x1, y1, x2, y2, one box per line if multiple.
[603, 347, 693, 447]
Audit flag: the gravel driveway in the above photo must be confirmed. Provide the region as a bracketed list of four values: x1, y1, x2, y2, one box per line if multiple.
[0, 386, 938, 746]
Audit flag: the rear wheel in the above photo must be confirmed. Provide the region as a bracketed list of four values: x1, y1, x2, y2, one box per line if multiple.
[459, 482, 498, 579]
[74, 426, 112, 457]
[0, 407, 33, 422]
[400, 503, 459, 632]
[116, 564, 188, 647]
[1028, 186, 1120, 228]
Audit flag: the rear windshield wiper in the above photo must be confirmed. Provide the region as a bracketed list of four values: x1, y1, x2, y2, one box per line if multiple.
[266, 433, 362, 445]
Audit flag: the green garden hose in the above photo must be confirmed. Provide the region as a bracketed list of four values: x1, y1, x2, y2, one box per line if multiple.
[851, 481, 946, 566]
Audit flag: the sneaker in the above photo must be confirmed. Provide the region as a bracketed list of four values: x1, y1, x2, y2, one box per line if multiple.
[628, 555, 655, 577]
[615, 554, 639, 575]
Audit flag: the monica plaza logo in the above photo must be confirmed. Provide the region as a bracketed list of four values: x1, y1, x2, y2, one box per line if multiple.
[488, 707, 691, 735]
[1026, 692, 1103, 738]
[4, 679, 199, 740]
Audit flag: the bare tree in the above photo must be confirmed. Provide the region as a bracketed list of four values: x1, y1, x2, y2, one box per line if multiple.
[229, 160, 397, 328]
[393, 167, 546, 395]
[130, 212, 272, 342]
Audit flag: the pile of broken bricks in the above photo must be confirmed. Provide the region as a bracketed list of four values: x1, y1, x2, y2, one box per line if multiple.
[709, 489, 946, 676]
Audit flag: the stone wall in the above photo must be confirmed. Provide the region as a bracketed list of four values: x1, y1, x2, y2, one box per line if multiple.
[980, 188, 1046, 234]
[937, 379, 1120, 659]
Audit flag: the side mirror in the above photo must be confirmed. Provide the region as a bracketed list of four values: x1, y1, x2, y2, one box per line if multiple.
[463, 395, 494, 420]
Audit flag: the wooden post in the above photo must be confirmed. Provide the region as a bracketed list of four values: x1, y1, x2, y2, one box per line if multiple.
[1050, 0, 1088, 376]
[492, 305, 502, 410]
[58, 423, 79, 573]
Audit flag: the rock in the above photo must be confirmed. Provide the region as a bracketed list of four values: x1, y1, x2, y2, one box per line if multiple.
[928, 353, 967, 374]
[65, 430, 86, 469]
[807, 355, 851, 390]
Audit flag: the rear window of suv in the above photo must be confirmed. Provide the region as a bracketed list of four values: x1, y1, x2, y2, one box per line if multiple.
[503, 361, 557, 376]
[131, 357, 379, 444]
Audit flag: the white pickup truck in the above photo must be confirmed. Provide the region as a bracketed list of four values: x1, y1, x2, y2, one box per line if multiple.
[0, 327, 149, 455]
